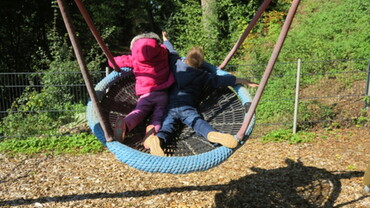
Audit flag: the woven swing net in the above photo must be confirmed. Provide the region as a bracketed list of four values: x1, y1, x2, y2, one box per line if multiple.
[99, 70, 248, 157]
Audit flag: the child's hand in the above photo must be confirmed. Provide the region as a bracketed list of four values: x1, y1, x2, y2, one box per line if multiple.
[247, 82, 259, 88]
[162, 31, 168, 41]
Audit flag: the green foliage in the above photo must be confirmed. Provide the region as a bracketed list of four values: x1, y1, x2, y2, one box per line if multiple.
[364, 96, 370, 105]
[165, 0, 261, 64]
[260, 128, 316, 144]
[0, 89, 86, 137]
[354, 116, 370, 126]
[296, 100, 335, 129]
[242, 0, 369, 73]
[40, 8, 106, 97]
[240, 0, 291, 65]
[0, 133, 105, 156]
[0, 3, 110, 138]
[282, 0, 370, 61]
[0, 0, 53, 73]
[352, 109, 370, 126]
[240, 0, 369, 128]
[256, 75, 296, 123]
[165, 0, 207, 57]
[0, 111, 57, 138]
[346, 165, 357, 171]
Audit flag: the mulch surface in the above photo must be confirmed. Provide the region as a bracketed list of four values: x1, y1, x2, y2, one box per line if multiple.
[1, 127, 369, 208]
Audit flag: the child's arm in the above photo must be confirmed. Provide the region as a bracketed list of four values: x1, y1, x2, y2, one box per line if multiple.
[162, 31, 169, 41]
[235, 78, 259, 88]
[162, 32, 178, 56]
[162, 32, 179, 69]
[108, 55, 133, 69]
[208, 75, 259, 88]
[203, 62, 259, 88]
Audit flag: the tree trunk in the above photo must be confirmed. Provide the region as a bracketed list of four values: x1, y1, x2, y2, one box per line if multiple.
[200, 0, 217, 35]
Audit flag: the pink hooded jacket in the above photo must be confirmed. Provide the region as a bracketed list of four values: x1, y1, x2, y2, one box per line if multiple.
[109, 38, 175, 96]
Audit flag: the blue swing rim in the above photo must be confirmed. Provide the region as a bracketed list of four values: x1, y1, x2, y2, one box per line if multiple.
[86, 63, 255, 174]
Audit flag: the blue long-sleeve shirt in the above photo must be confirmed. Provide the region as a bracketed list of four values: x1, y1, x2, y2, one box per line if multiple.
[163, 40, 236, 107]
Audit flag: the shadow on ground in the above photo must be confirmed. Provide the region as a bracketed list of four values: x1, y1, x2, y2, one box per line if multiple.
[1, 159, 367, 207]
[214, 159, 367, 207]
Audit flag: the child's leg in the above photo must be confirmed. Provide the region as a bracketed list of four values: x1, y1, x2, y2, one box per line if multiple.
[155, 110, 177, 143]
[124, 93, 154, 131]
[115, 93, 153, 142]
[150, 91, 168, 132]
[181, 106, 238, 148]
[180, 106, 215, 138]
[145, 108, 177, 155]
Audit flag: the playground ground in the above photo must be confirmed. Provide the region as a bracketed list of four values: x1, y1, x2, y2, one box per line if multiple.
[0, 127, 369, 207]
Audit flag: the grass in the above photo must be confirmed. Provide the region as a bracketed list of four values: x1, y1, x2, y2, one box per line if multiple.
[0, 129, 318, 157]
[260, 129, 316, 144]
[0, 133, 106, 156]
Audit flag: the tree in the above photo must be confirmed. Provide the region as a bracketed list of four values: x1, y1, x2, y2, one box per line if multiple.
[201, 0, 217, 35]
[0, 0, 53, 73]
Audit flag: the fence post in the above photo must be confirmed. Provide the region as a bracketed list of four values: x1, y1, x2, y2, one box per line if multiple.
[293, 58, 301, 134]
[365, 59, 370, 109]
[105, 67, 110, 77]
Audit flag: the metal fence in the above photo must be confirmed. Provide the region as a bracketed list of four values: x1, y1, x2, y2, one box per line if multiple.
[0, 59, 369, 139]
[0, 71, 106, 119]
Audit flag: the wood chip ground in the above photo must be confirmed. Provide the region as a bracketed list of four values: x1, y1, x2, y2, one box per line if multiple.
[0, 127, 369, 207]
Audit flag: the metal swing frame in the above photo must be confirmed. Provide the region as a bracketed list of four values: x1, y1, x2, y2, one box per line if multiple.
[56, 0, 300, 173]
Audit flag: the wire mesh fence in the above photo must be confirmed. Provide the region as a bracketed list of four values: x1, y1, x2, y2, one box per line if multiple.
[235, 58, 369, 138]
[0, 71, 106, 118]
[0, 59, 369, 139]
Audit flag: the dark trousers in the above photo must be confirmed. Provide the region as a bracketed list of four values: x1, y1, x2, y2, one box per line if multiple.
[156, 104, 216, 143]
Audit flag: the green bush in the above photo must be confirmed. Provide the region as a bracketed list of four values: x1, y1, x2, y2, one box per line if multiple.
[0, 9, 112, 138]
[165, 0, 263, 64]
[3, 90, 84, 137]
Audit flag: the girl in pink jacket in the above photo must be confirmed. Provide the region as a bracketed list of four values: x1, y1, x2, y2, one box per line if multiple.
[108, 32, 175, 143]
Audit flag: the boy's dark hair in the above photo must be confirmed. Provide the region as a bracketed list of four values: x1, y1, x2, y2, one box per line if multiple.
[184, 46, 204, 69]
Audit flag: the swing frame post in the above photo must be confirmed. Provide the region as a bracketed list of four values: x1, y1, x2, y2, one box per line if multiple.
[364, 59, 370, 109]
[237, 0, 301, 139]
[219, 0, 272, 69]
[74, 0, 121, 72]
[56, 0, 114, 142]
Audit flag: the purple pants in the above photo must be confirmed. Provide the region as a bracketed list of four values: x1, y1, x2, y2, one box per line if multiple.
[124, 90, 168, 133]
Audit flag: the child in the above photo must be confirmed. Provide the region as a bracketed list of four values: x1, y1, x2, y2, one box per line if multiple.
[108, 32, 175, 143]
[144, 32, 258, 156]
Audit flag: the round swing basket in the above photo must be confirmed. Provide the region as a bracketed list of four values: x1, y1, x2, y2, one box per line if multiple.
[87, 64, 255, 174]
